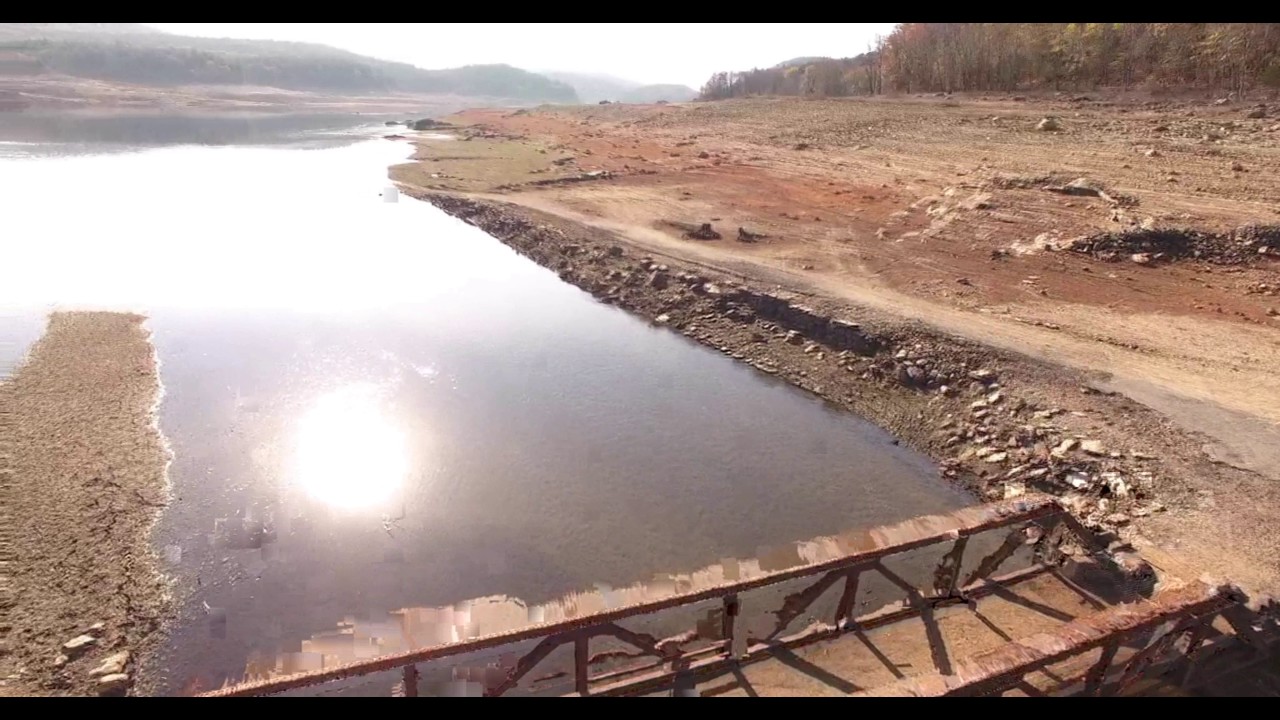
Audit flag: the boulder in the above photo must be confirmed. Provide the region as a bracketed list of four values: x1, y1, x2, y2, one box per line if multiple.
[62, 634, 96, 657]
[89, 651, 130, 678]
[1052, 438, 1079, 457]
[1036, 117, 1062, 132]
[968, 369, 997, 383]
[97, 673, 130, 696]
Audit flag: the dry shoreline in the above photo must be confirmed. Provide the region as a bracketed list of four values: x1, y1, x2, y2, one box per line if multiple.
[0, 312, 169, 696]
[386, 95, 1280, 599]
[404, 188, 1280, 598]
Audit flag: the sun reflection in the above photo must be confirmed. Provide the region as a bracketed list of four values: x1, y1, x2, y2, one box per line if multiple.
[295, 383, 408, 509]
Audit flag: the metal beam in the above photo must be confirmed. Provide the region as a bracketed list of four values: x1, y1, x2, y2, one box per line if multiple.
[851, 582, 1241, 697]
[199, 496, 1065, 697]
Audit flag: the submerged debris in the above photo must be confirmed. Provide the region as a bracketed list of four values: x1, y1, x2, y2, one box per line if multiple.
[685, 223, 722, 240]
[659, 219, 722, 241]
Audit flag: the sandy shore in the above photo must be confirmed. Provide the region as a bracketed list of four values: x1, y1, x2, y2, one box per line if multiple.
[0, 312, 169, 696]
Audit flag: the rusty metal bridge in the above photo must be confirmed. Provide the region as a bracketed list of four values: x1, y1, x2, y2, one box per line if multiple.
[199, 495, 1278, 697]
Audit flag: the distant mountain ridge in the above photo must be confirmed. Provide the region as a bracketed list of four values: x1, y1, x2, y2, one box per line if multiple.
[619, 84, 697, 104]
[0, 23, 156, 37]
[773, 56, 834, 69]
[543, 71, 697, 104]
[0, 23, 579, 103]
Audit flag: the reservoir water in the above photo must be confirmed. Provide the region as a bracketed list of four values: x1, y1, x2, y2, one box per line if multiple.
[0, 122, 973, 693]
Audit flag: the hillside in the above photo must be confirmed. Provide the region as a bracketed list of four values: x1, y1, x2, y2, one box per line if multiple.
[542, 71, 638, 104]
[618, 84, 697, 104]
[701, 24, 1280, 99]
[876, 23, 1280, 95]
[701, 53, 880, 99]
[0, 23, 579, 103]
[543, 71, 697, 104]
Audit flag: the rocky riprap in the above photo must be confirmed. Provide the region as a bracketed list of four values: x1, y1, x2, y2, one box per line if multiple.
[1069, 224, 1280, 266]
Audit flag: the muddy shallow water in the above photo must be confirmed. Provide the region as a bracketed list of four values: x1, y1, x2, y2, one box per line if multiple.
[0, 129, 974, 694]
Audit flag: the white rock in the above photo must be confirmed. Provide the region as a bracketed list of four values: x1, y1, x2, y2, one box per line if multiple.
[985, 451, 1009, 463]
[1102, 472, 1130, 498]
[1080, 439, 1106, 455]
[89, 651, 130, 678]
[62, 635, 96, 655]
[1066, 472, 1092, 490]
[97, 673, 130, 695]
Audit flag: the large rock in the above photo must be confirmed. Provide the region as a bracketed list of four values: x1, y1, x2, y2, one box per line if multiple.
[89, 651, 130, 678]
[97, 673, 130, 696]
[410, 118, 453, 131]
[1081, 439, 1107, 456]
[1037, 117, 1062, 132]
[62, 634, 96, 657]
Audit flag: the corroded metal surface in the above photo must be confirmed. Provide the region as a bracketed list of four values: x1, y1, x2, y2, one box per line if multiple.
[853, 581, 1240, 697]
[198, 495, 1068, 697]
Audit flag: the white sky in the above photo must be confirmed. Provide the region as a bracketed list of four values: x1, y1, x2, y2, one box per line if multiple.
[143, 23, 897, 89]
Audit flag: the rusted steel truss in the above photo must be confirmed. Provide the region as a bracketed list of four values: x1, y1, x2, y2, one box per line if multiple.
[198, 495, 1175, 697]
[853, 581, 1260, 697]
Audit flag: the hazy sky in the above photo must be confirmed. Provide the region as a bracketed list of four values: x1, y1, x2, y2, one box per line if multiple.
[144, 23, 897, 88]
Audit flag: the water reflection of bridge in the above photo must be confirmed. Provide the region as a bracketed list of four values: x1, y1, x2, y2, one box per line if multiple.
[207, 495, 1278, 697]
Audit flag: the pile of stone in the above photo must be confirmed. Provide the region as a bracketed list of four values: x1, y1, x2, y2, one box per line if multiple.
[54, 622, 132, 696]
[1068, 224, 1280, 266]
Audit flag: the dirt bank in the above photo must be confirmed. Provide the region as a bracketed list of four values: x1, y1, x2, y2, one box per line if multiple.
[0, 312, 170, 696]
[390, 96, 1280, 598]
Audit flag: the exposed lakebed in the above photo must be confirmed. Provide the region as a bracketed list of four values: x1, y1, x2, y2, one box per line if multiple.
[0, 127, 972, 693]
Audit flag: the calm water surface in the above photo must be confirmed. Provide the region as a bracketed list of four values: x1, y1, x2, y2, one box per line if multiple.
[0, 128, 974, 693]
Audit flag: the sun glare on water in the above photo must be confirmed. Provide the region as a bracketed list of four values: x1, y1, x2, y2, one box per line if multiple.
[295, 383, 409, 509]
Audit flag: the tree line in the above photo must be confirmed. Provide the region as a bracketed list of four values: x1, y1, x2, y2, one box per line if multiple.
[701, 24, 1280, 100]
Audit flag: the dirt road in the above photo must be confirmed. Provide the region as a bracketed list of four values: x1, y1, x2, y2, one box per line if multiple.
[390, 95, 1280, 598]
[0, 312, 169, 696]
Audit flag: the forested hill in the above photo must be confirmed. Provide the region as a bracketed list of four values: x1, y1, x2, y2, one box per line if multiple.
[542, 71, 697, 104]
[701, 24, 1280, 99]
[0, 24, 579, 103]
